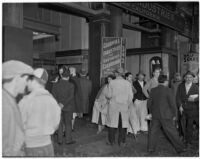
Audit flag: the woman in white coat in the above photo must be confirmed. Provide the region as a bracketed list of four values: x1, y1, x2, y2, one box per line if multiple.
[92, 75, 115, 134]
[106, 68, 133, 146]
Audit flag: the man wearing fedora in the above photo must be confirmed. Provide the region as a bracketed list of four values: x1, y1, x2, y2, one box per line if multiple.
[147, 74, 185, 154]
[133, 71, 148, 133]
[176, 71, 199, 146]
[106, 68, 133, 146]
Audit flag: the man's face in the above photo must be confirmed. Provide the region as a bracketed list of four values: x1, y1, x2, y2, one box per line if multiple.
[138, 74, 144, 81]
[175, 75, 181, 81]
[59, 68, 64, 75]
[153, 70, 160, 78]
[15, 75, 29, 94]
[185, 75, 193, 84]
[127, 74, 133, 82]
[108, 77, 112, 84]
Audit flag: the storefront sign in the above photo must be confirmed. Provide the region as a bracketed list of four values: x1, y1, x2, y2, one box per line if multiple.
[112, 2, 186, 34]
[101, 37, 126, 78]
[181, 53, 199, 75]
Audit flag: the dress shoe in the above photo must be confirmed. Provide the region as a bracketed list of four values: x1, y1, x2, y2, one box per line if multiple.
[65, 140, 76, 145]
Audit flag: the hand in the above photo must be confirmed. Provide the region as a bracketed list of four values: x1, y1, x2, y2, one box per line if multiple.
[59, 103, 64, 109]
[179, 106, 183, 114]
[145, 114, 152, 120]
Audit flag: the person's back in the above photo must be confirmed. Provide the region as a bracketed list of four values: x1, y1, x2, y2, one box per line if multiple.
[52, 79, 75, 112]
[19, 88, 61, 148]
[79, 77, 92, 113]
[148, 85, 177, 119]
[147, 75, 185, 154]
[109, 78, 133, 112]
[70, 76, 83, 113]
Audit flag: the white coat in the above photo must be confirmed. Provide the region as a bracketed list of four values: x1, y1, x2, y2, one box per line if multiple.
[106, 77, 133, 128]
[92, 85, 109, 125]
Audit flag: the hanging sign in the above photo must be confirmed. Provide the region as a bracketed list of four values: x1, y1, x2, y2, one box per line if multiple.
[101, 37, 126, 78]
[181, 53, 199, 75]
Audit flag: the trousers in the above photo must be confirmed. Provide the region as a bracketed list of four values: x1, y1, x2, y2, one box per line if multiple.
[148, 119, 184, 152]
[135, 99, 148, 131]
[108, 113, 126, 144]
[58, 111, 73, 143]
[25, 143, 54, 157]
[183, 110, 199, 143]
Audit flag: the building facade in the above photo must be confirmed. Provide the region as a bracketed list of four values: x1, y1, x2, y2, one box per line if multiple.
[3, 2, 199, 101]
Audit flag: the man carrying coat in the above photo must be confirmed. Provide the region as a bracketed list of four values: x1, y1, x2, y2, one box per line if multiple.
[106, 68, 133, 146]
[147, 74, 185, 154]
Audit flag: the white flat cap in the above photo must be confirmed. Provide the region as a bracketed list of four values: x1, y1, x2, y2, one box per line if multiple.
[3, 60, 33, 79]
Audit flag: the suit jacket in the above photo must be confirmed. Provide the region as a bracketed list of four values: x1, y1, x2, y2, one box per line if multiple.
[79, 77, 92, 113]
[176, 82, 199, 112]
[52, 79, 75, 112]
[133, 80, 147, 101]
[147, 85, 177, 119]
[69, 76, 83, 113]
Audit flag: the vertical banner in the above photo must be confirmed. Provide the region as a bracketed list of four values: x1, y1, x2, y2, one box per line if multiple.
[101, 37, 126, 79]
[181, 52, 199, 76]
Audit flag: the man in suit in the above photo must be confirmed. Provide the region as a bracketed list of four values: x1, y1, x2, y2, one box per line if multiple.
[147, 74, 185, 154]
[69, 67, 83, 130]
[176, 71, 199, 146]
[79, 70, 92, 118]
[52, 69, 76, 145]
[133, 71, 148, 133]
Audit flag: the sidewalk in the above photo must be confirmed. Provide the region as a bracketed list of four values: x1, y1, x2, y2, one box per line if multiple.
[53, 118, 199, 157]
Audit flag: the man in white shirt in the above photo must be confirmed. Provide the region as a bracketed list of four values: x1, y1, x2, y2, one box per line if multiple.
[133, 72, 148, 133]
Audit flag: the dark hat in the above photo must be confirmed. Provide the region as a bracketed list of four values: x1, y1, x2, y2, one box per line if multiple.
[158, 74, 168, 83]
[136, 71, 146, 77]
[62, 69, 70, 78]
[184, 71, 195, 77]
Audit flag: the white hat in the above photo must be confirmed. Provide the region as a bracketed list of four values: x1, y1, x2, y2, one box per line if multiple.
[33, 68, 48, 84]
[3, 60, 33, 79]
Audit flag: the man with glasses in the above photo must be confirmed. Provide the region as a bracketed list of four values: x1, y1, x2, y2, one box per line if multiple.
[2, 60, 34, 156]
[176, 71, 199, 147]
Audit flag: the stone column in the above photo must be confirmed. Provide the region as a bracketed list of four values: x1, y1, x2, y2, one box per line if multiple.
[110, 5, 123, 37]
[3, 3, 23, 28]
[88, 13, 110, 113]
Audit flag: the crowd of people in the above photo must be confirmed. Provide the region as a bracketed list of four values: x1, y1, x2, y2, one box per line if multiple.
[91, 67, 199, 153]
[2, 59, 199, 157]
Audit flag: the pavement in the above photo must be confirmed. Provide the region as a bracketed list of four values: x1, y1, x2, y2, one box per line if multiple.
[53, 117, 199, 157]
